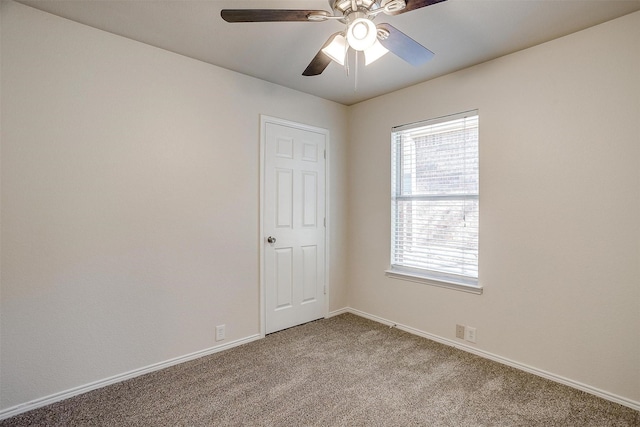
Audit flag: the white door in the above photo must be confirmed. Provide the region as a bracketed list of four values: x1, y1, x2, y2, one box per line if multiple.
[263, 118, 326, 334]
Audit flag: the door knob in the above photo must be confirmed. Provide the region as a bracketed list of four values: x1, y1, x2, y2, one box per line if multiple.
[267, 236, 277, 244]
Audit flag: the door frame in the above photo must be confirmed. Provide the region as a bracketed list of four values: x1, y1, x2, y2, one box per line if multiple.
[259, 115, 330, 337]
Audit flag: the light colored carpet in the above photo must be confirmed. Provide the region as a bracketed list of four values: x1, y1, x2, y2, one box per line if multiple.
[2, 313, 638, 426]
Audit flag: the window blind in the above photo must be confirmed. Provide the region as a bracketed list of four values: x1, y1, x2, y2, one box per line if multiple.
[391, 111, 479, 283]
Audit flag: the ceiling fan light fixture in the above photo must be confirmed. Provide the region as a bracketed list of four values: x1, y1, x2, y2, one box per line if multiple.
[222, 0, 442, 77]
[322, 33, 347, 66]
[346, 18, 377, 51]
[364, 39, 389, 65]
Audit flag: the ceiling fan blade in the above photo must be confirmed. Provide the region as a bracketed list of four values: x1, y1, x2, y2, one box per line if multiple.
[377, 23, 434, 67]
[302, 52, 332, 76]
[388, 0, 446, 15]
[221, 9, 329, 22]
[302, 33, 340, 76]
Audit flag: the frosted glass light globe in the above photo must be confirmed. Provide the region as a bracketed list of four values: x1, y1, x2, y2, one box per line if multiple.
[347, 18, 377, 51]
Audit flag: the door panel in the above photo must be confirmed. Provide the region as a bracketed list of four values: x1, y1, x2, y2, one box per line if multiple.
[301, 245, 318, 303]
[275, 247, 293, 309]
[276, 169, 293, 228]
[302, 172, 317, 227]
[264, 120, 326, 334]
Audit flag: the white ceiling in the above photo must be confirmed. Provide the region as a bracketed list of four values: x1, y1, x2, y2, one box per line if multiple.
[16, 0, 640, 105]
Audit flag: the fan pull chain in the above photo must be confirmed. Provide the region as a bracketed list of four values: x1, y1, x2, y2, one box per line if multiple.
[344, 42, 349, 77]
[354, 50, 359, 92]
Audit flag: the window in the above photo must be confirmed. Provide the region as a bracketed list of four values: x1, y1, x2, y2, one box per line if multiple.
[387, 110, 480, 294]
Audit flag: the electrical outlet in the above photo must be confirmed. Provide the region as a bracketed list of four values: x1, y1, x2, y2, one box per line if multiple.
[456, 324, 465, 339]
[215, 324, 225, 342]
[464, 326, 477, 343]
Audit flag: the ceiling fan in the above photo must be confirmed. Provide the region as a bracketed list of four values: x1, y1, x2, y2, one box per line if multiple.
[221, 0, 445, 76]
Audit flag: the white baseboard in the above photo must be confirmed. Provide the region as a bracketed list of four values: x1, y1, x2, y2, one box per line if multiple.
[0, 334, 262, 421]
[326, 307, 350, 318]
[344, 307, 640, 412]
[3, 309, 638, 420]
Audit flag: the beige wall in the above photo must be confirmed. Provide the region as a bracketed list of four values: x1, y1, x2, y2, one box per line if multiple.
[1, 0, 639, 414]
[0, 0, 348, 410]
[347, 11, 640, 404]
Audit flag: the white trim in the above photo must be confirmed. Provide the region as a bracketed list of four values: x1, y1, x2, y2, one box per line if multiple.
[259, 115, 330, 336]
[344, 307, 640, 412]
[385, 269, 483, 294]
[259, 116, 266, 338]
[323, 128, 331, 319]
[326, 307, 350, 318]
[392, 109, 479, 133]
[0, 334, 261, 421]
[3, 310, 637, 419]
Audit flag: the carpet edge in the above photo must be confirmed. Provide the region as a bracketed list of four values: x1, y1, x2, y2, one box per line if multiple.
[342, 307, 640, 412]
[0, 334, 262, 421]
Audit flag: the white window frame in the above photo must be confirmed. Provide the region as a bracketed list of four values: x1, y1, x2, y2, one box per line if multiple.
[386, 110, 482, 295]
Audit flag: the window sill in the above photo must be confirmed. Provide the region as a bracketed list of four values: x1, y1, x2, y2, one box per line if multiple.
[385, 269, 483, 295]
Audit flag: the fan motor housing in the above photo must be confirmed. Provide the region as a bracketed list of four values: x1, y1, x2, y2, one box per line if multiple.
[332, 0, 378, 15]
